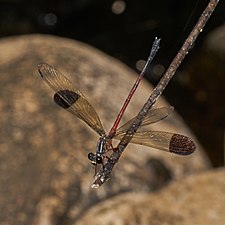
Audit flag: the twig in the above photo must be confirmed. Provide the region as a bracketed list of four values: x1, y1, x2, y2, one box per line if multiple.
[92, 0, 220, 188]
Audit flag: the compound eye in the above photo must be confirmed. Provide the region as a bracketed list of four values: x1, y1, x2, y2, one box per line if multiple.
[88, 152, 94, 160]
[88, 152, 97, 165]
[96, 156, 102, 164]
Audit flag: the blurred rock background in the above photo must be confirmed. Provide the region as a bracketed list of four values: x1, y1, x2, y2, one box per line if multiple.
[0, 0, 224, 166]
[0, 34, 210, 225]
[0, 1, 225, 225]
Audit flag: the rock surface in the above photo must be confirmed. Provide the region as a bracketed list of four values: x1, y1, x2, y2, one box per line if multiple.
[77, 168, 225, 225]
[0, 34, 210, 225]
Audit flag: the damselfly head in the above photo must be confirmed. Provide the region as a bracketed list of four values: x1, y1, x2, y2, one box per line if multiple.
[88, 152, 103, 165]
[88, 152, 96, 165]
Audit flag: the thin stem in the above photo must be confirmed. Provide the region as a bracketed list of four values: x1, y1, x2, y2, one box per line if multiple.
[92, 0, 220, 188]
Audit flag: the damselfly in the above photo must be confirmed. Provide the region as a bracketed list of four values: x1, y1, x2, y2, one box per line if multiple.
[38, 38, 195, 184]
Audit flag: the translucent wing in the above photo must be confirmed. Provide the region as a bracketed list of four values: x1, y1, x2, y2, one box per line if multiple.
[114, 131, 196, 155]
[38, 63, 106, 136]
[115, 107, 173, 136]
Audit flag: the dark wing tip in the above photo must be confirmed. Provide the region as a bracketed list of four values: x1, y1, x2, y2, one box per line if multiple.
[169, 134, 196, 155]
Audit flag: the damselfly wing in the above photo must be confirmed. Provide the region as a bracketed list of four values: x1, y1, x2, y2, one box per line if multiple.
[38, 63, 106, 137]
[38, 63, 195, 160]
[114, 106, 195, 155]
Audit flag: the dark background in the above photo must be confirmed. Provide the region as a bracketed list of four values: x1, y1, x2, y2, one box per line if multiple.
[0, 0, 224, 166]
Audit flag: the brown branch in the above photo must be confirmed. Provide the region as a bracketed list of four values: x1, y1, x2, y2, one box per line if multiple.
[92, 0, 220, 188]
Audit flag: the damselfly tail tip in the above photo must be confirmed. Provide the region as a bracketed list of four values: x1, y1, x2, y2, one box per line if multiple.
[169, 134, 196, 155]
[154, 36, 161, 43]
